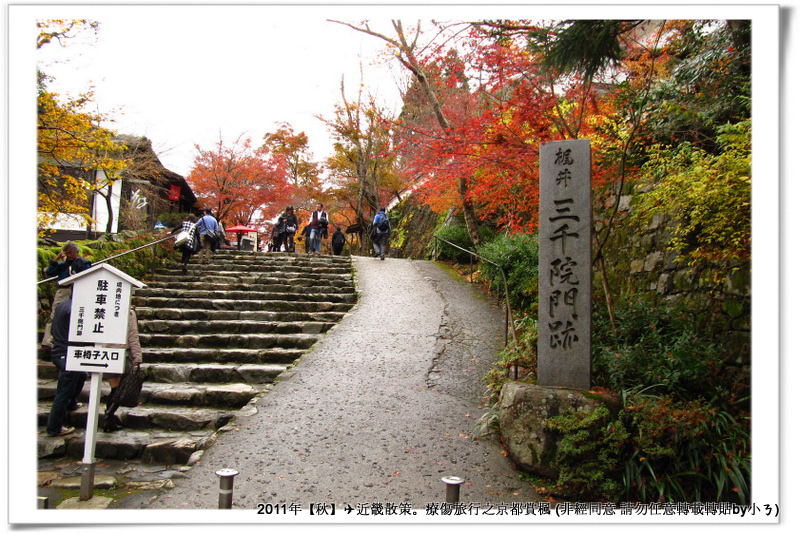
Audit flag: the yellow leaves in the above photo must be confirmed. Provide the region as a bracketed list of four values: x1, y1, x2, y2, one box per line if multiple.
[633, 119, 751, 268]
[37, 19, 99, 49]
[37, 87, 128, 234]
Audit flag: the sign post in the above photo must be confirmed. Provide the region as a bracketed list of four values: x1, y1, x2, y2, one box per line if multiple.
[59, 264, 146, 501]
[537, 140, 592, 390]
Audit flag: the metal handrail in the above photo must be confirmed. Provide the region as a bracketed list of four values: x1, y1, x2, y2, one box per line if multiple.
[432, 234, 519, 348]
[37, 234, 176, 285]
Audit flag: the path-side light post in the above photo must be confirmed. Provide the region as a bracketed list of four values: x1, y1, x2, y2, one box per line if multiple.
[60, 264, 146, 501]
[442, 476, 465, 503]
[216, 469, 239, 509]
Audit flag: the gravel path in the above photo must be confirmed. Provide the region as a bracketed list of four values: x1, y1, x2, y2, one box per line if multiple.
[146, 256, 540, 512]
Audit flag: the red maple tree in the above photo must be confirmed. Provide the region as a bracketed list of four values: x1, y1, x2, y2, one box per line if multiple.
[188, 134, 292, 228]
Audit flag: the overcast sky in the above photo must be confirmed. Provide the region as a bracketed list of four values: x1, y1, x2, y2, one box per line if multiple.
[32, 5, 413, 177]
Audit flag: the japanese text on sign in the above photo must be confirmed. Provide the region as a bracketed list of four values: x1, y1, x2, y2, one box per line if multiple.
[538, 140, 592, 389]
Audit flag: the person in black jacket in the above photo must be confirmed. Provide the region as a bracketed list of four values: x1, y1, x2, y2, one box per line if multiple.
[277, 206, 299, 252]
[41, 242, 91, 348]
[331, 227, 346, 255]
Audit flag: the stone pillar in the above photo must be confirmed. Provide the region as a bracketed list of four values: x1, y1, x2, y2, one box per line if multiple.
[537, 140, 592, 390]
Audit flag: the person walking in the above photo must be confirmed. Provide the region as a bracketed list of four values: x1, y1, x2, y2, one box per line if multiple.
[42, 242, 92, 348]
[331, 226, 346, 256]
[174, 214, 198, 273]
[101, 307, 143, 432]
[307, 203, 328, 254]
[45, 296, 87, 437]
[300, 224, 311, 254]
[277, 206, 299, 253]
[270, 223, 281, 252]
[196, 208, 220, 265]
[372, 207, 391, 260]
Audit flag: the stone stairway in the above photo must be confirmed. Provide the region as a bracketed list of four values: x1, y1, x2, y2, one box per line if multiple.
[37, 250, 356, 465]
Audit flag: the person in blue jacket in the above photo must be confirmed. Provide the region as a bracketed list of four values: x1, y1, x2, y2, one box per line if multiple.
[196, 208, 220, 265]
[372, 208, 391, 260]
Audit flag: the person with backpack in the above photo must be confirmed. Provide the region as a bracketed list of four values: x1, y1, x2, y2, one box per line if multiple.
[100, 306, 143, 432]
[173, 213, 199, 273]
[372, 207, 391, 260]
[331, 226, 346, 255]
[307, 203, 328, 254]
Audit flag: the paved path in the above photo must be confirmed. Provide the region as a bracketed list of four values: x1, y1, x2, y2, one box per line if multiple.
[146, 257, 540, 511]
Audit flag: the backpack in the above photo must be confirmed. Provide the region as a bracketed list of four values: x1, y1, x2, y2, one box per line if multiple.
[377, 212, 390, 232]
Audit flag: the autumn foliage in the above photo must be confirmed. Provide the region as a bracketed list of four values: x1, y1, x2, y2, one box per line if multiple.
[392, 25, 626, 235]
[187, 135, 292, 228]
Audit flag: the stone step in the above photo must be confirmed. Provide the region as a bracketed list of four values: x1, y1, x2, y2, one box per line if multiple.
[190, 259, 353, 271]
[144, 362, 288, 384]
[141, 347, 306, 365]
[138, 319, 335, 336]
[38, 427, 220, 464]
[142, 279, 356, 292]
[38, 379, 268, 408]
[134, 287, 357, 304]
[38, 360, 291, 381]
[134, 307, 347, 323]
[37, 402, 238, 432]
[153, 268, 354, 282]
[137, 332, 321, 350]
[131, 296, 354, 313]
[160, 253, 352, 266]
[203, 251, 353, 265]
[37, 251, 354, 465]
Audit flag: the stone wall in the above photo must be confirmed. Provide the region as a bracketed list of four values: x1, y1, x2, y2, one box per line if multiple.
[596, 184, 751, 361]
[387, 195, 441, 260]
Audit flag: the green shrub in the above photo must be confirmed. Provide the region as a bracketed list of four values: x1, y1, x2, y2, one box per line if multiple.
[592, 296, 725, 402]
[546, 404, 629, 501]
[475, 232, 539, 310]
[37, 232, 180, 328]
[619, 395, 750, 504]
[546, 395, 751, 504]
[435, 223, 475, 263]
[483, 314, 538, 400]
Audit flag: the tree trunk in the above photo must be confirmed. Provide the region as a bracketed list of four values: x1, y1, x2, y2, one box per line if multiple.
[334, 19, 483, 246]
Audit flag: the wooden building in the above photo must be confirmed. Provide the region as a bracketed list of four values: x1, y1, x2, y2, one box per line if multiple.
[41, 135, 196, 242]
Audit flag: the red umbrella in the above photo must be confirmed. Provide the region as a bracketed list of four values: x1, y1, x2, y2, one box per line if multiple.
[225, 225, 257, 234]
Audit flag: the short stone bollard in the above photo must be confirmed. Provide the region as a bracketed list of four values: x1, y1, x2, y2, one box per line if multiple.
[215, 468, 239, 509]
[442, 476, 465, 503]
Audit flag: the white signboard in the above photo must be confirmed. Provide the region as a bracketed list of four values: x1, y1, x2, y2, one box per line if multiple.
[66, 346, 127, 374]
[65, 265, 137, 344]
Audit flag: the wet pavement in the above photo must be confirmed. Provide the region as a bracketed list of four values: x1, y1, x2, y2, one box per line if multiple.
[131, 257, 541, 512]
